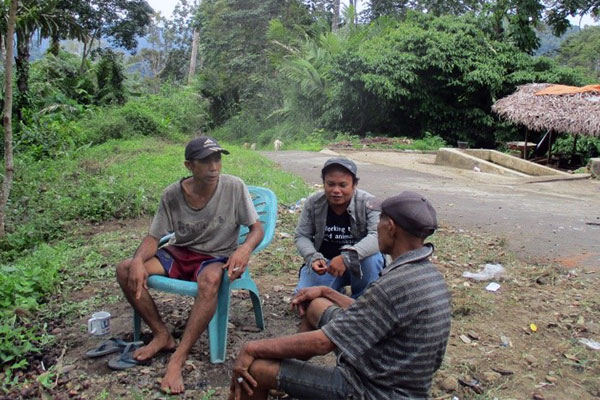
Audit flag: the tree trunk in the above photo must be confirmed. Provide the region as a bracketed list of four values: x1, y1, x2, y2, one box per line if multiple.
[332, 0, 340, 31]
[15, 29, 32, 124]
[187, 28, 200, 84]
[0, 37, 5, 66]
[1, 0, 18, 237]
[49, 32, 60, 56]
[80, 34, 97, 72]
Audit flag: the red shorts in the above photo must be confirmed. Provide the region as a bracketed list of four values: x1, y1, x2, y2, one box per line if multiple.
[155, 246, 228, 281]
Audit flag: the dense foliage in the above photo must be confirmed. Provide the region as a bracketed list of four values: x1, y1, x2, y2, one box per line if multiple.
[198, 9, 589, 148]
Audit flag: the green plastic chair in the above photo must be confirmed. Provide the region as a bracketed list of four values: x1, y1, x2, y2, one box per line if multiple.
[133, 186, 277, 363]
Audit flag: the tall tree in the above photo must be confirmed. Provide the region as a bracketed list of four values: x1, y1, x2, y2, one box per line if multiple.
[332, 0, 340, 30]
[198, 0, 307, 123]
[1, 0, 18, 237]
[12, 0, 86, 122]
[547, 0, 600, 35]
[73, 0, 153, 70]
[188, 28, 200, 83]
[481, 0, 544, 54]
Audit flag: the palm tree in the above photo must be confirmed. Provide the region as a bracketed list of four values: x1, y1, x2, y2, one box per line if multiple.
[11, 0, 87, 121]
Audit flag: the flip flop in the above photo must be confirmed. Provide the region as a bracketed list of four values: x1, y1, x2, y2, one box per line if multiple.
[85, 338, 128, 358]
[108, 341, 151, 370]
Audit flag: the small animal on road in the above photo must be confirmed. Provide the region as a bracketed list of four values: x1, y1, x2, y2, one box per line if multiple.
[274, 139, 283, 151]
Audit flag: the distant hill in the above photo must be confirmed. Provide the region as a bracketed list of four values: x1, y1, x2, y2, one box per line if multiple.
[535, 25, 580, 57]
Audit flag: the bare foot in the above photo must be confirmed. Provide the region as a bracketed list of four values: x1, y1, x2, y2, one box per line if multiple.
[133, 333, 176, 361]
[160, 361, 185, 394]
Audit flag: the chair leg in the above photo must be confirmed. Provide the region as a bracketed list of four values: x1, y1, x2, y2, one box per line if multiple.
[231, 277, 265, 330]
[208, 275, 231, 364]
[133, 309, 141, 342]
[248, 289, 264, 330]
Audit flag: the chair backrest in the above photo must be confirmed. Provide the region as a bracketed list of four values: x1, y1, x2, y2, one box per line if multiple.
[240, 186, 277, 253]
[158, 186, 277, 252]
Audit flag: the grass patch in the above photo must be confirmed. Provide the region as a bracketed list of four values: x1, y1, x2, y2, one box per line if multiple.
[2, 137, 310, 262]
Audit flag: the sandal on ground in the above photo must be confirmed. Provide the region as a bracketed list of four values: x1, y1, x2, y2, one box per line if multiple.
[85, 338, 128, 358]
[107, 341, 151, 370]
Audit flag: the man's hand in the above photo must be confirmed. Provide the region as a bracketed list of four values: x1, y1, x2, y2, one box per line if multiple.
[229, 345, 257, 400]
[311, 259, 327, 275]
[224, 245, 252, 281]
[291, 286, 325, 316]
[128, 258, 148, 300]
[327, 255, 346, 277]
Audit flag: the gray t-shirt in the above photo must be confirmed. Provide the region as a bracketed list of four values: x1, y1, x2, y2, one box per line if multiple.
[149, 174, 259, 257]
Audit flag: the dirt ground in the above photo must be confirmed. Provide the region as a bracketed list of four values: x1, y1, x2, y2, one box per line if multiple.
[263, 150, 600, 271]
[6, 206, 599, 400]
[5, 151, 600, 400]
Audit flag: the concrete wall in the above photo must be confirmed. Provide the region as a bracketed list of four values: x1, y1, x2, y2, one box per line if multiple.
[462, 149, 564, 176]
[435, 148, 527, 177]
[590, 158, 600, 178]
[435, 148, 572, 177]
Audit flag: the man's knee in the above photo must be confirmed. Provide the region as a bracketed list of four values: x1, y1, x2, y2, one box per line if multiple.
[116, 259, 132, 284]
[306, 297, 334, 328]
[248, 359, 280, 389]
[197, 264, 223, 295]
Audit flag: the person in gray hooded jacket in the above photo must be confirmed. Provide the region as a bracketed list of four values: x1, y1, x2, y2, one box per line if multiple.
[294, 158, 384, 298]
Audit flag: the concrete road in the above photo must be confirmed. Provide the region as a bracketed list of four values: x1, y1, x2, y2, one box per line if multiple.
[262, 150, 600, 270]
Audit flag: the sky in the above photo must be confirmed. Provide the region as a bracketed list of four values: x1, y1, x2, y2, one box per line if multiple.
[147, 0, 177, 18]
[147, 0, 597, 27]
[147, 0, 355, 18]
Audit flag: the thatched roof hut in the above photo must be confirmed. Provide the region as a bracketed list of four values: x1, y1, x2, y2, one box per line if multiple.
[492, 83, 600, 137]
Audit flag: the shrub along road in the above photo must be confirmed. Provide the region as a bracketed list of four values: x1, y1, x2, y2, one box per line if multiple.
[262, 150, 600, 270]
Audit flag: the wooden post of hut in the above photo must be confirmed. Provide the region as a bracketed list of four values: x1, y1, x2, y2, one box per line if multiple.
[547, 130, 552, 165]
[523, 126, 528, 160]
[570, 133, 579, 166]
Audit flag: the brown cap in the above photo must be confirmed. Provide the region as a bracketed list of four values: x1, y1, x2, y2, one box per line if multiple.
[185, 137, 229, 160]
[368, 191, 437, 239]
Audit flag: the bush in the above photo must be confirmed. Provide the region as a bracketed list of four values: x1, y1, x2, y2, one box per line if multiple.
[552, 134, 600, 164]
[0, 244, 66, 367]
[411, 132, 447, 150]
[79, 85, 211, 145]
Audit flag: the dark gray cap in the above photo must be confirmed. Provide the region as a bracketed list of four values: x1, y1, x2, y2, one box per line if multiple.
[321, 157, 358, 178]
[185, 136, 230, 160]
[368, 191, 437, 239]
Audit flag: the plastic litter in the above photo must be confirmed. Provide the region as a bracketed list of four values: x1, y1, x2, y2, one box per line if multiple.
[288, 198, 306, 213]
[485, 282, 501, 292]
[579, 338, 600, 350]
[462, 263, 505, 281]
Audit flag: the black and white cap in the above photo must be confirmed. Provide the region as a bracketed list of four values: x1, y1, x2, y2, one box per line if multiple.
[185, 136, 230, 160]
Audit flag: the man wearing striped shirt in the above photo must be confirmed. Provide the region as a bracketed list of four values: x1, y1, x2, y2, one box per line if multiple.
[228, 191, 451, 400]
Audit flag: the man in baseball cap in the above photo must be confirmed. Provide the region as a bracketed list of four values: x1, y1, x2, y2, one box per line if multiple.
[228, 191, 451, 399]
[294, 157, 384, 299]
[116, 136, 263, 394]
[184, 136, 230, 160]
